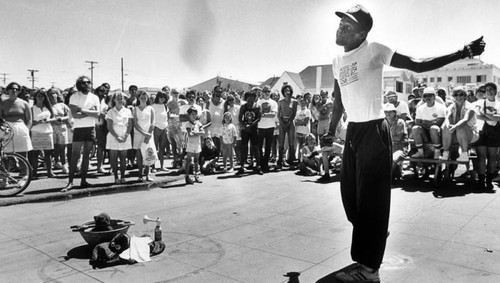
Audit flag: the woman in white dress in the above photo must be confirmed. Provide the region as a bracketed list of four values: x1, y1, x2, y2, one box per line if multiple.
[106, 92, 133, 184]
[30, 89, 55, 178]
[133, 91, 155, 182]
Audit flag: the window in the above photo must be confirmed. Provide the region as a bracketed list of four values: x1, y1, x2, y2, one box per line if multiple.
[476, 75, 486, 83]
[396, 81, 403, 93]
[437, 77, 442, 83]
[448, 77, 453, 82]
[456, 76, 471, 83]
[430, 78, 435, 83]
[422, 78, 427, 83]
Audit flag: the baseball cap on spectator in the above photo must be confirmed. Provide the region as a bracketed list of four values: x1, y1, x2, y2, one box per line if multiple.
[335, 4, 373, 32]
[382, 103, 397, 112]
[385, 90, 397, 97]
[423, 87, 436, 95]
[251, 86, 262, 92]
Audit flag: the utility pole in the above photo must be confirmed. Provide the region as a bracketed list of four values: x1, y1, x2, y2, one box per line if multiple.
[50, 82, 56, 88]
[27, 69, 39, 89]
[0, 73, 8, 85]
[85, 60, 98, 88]
[121, 57, 124, 92]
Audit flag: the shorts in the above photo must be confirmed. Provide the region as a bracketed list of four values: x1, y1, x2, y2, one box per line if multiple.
[474, 123, 500, 147]
[53, 124, 68, 145]
[72, 127, 95, 142]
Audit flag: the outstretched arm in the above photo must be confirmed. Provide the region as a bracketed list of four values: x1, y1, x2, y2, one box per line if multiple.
[390, 36, 485, 73]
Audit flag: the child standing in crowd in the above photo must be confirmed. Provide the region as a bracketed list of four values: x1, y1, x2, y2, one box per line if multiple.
[184, 106, 204, 184]
[48, 88, 72, 174]
[152, 91, 169, 172]
[224, 94, 241, 166]
[294, 94, 311, 157]
[133, 91, 155, 182]
[106, 92, 133, 184]
[238, 91, 262, 174]
[30, 89, 55, 178]
[220, 112, 238, 171]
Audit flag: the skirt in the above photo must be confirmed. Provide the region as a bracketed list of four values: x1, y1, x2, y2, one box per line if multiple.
[106, 125, 132, 151]
[31, 131, 54, 151]
[5, 121, 33, 153]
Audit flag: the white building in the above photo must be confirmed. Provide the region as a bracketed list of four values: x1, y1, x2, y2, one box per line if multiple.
[413, 58, 500, 94]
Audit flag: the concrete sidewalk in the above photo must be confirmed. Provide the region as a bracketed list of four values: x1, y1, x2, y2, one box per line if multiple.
[0, 161, 184, 207]
[0, 168, 499, 282]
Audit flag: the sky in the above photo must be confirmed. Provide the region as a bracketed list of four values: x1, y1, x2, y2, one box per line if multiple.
[2, 0, 500, 91]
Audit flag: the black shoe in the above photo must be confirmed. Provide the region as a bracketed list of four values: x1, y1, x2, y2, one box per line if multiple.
[254, 167, 263, 175]
[236, 167, 245, 175]
[317, 174, 330, 183]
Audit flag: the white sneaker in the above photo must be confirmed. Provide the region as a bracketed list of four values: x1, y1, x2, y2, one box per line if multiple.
[434, 149, 441, 159]
[456, 152, 469, 162]
[440, 151, 450, 161]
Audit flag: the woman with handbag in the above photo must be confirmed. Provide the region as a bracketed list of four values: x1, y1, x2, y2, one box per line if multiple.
[133, 91, 155, 182]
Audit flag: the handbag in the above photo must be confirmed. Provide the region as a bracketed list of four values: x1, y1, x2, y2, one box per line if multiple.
[140, 138, 158, 166]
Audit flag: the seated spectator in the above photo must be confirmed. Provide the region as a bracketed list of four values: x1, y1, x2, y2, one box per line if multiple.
[383, 104, 409, 180]
[199, 137, 220, 174]
[317, 132, 344, 182]
[384, 90, 409, 121]
[298, 133, 321, 176]
[411, 87, 446, 159]
[441, 87, 478, 162]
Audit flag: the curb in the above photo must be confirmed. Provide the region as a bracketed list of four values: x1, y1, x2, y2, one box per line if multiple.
[0, 176, 184, 207]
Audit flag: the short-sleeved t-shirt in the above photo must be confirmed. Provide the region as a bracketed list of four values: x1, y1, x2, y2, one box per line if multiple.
[179, 104, 202, 132]
[257, 98, 278, 129]
[476, 98, 500, 126]
[332, 40, 394, 122]
[295, 107, 311, 135]
[415, 103, 447, 121]
[69, 91, 100, 128]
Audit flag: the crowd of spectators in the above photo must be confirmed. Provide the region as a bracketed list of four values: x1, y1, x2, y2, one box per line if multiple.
[383, 82, 499, 190]
[2, 76, 496, 190]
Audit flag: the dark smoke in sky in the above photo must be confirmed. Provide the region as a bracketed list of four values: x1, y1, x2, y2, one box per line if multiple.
[181, 0, 216, 73]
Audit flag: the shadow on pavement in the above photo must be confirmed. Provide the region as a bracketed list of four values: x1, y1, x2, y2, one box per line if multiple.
[64, 244, 92, 261]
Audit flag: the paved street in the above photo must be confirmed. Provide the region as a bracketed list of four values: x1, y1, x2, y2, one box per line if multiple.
[1, 163, 500, 282]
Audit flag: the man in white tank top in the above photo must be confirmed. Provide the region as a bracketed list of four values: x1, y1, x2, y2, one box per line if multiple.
[324, 4, 485, 282]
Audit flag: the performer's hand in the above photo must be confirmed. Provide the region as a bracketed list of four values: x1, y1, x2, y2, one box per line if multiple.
[461, 36, 485, 58]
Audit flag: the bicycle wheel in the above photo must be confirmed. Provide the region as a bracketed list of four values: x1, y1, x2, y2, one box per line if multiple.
[0, 153, 33, 197]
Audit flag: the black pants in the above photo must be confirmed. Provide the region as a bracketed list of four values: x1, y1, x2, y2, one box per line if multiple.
[258, 127, 274, 169]
[340, 119, 392, 270]
[240, 129, 260, 168]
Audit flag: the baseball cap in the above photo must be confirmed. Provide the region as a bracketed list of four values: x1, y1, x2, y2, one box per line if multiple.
[385, 90, 397, 97]
[382, 103, 397, 112]
[423, 87, 436, 95]
[335, 4, 373, 32]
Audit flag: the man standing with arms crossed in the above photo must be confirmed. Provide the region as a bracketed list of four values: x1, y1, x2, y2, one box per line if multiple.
[325, 4, 485, 282]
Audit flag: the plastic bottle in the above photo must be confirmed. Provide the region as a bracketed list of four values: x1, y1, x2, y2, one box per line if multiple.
[154, 224, 162, 241]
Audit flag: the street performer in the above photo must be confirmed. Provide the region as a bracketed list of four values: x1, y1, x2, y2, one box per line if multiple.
[325, 4, 485, 282]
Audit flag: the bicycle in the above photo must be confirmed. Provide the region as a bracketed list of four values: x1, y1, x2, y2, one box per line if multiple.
[0, 119, 33, 197]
